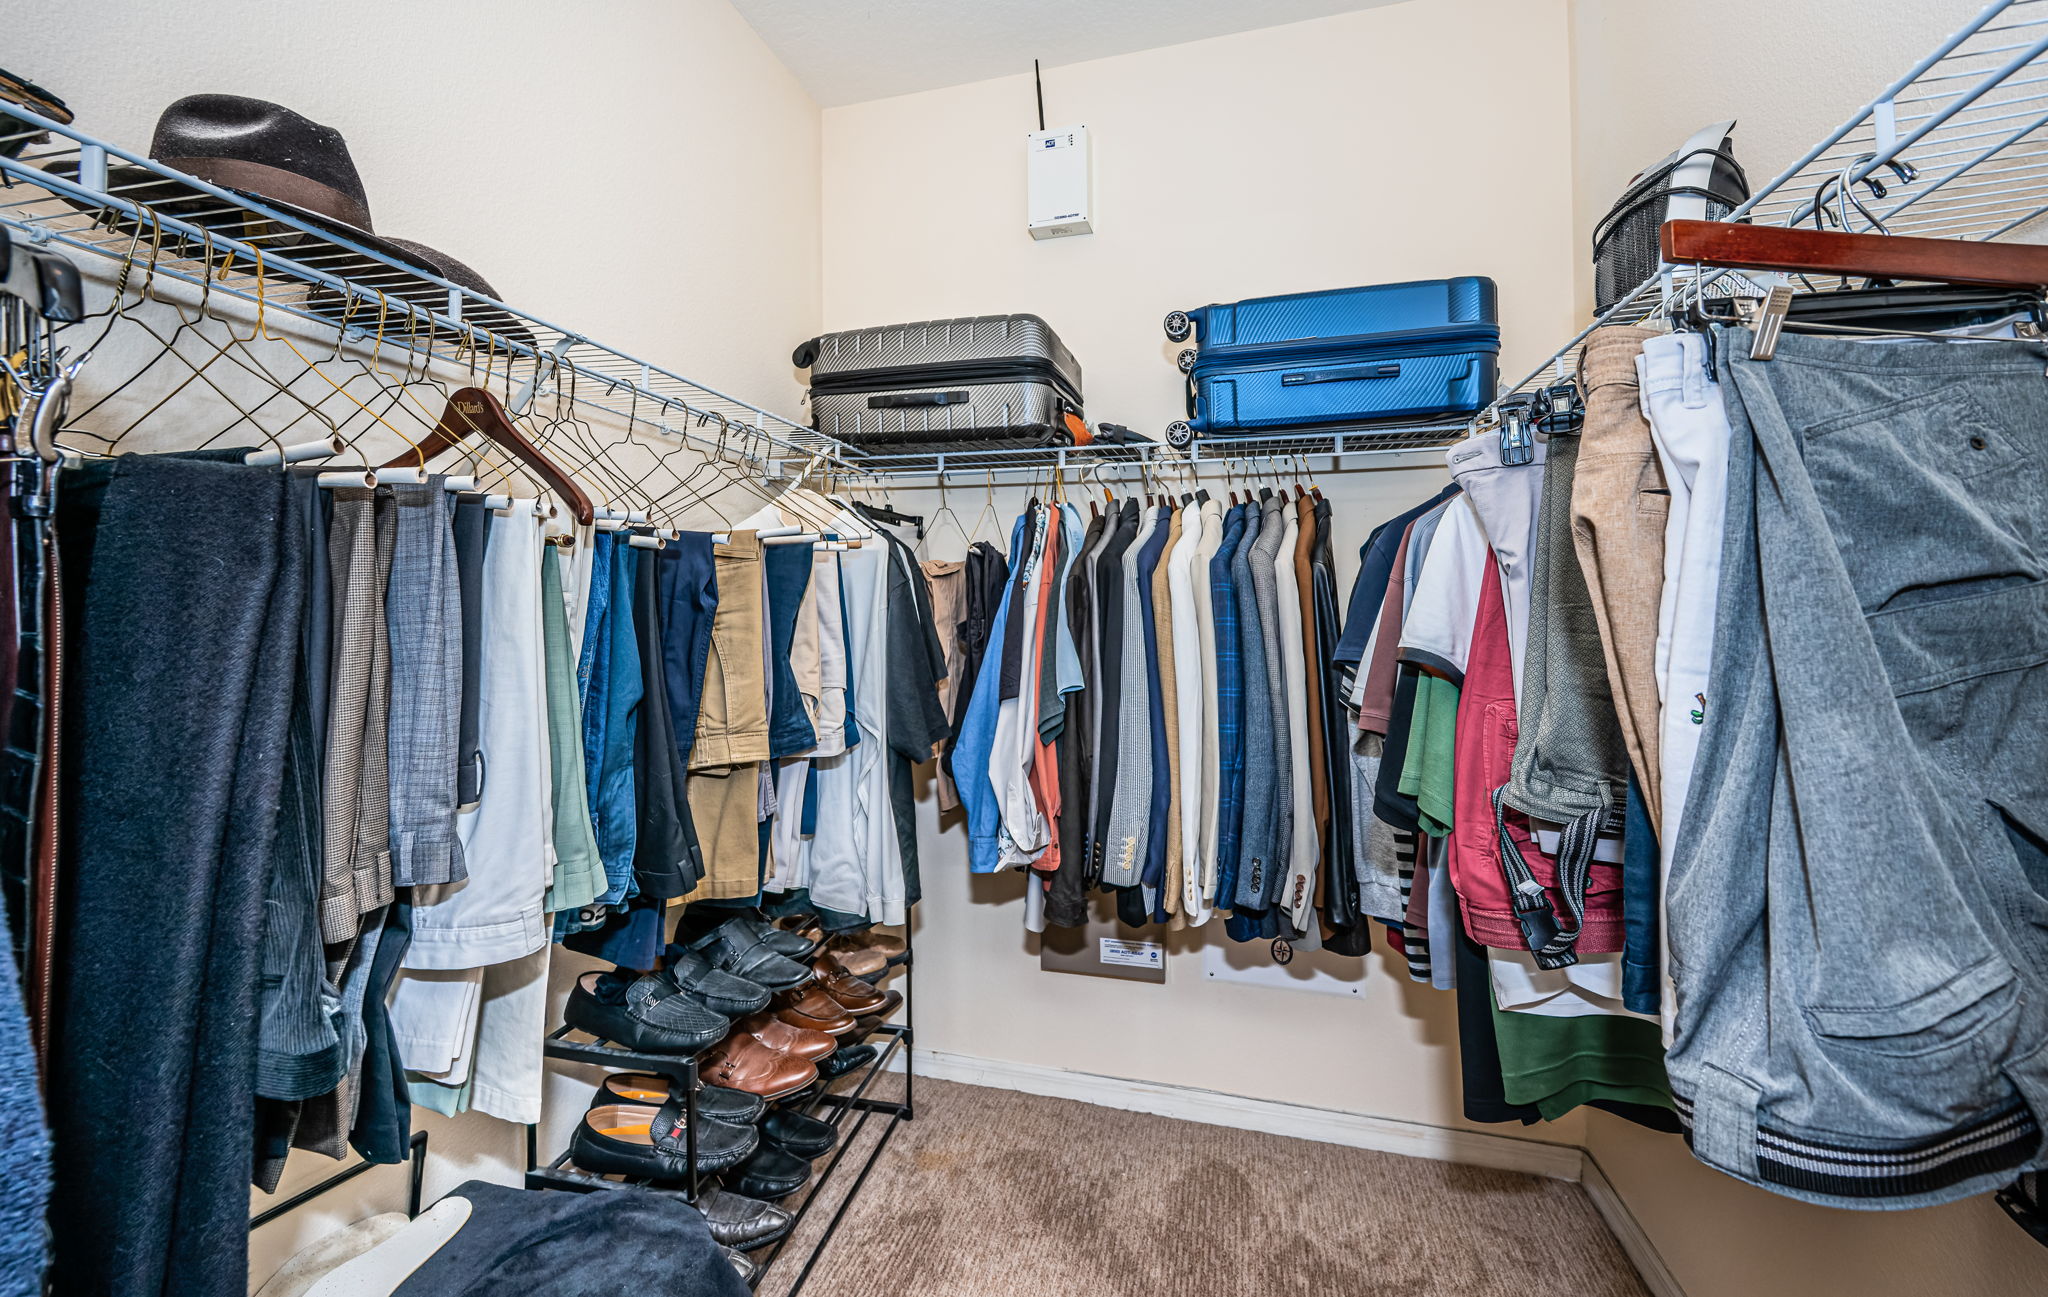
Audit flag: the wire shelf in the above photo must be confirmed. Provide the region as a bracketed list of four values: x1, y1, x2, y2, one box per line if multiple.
[0, 105, 847, 474]
[843, 0, 2048, 479]
[16, 0, 2044, 484]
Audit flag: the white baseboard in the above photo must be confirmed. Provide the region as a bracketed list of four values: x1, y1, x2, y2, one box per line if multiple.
[1579, 1155, 1687, 1297]
[905, 1046, 1585, 1182]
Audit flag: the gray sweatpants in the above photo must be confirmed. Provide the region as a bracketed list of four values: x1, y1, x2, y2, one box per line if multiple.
[1668, 326, 2048, 1209]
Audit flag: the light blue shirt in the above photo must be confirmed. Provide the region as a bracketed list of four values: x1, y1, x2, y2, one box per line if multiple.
[1051, 503, 1087, 702]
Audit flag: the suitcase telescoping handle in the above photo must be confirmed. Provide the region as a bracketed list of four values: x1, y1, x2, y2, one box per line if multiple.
[1280, 362, 1401, 386]
[867, 390, 972, 408]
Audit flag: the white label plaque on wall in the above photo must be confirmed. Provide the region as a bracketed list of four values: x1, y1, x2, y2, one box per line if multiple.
[1201, 939, 1365, 996]
[1099, 938, 1164, 970]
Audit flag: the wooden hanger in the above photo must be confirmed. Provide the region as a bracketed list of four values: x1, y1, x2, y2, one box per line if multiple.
[1662, 219, 2048, 288]
[378, 385, 593, 524]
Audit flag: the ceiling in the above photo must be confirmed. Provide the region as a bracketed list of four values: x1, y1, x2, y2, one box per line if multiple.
[728, 0, 1407, 107]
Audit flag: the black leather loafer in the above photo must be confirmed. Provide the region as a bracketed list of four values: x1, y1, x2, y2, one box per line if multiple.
[816, 1043, 877, 1080]
[762, 1108, 838, 1159]
[661, 950, 773, 1017]
[594, 1073, 768, 1126]
[724, 1141, 813, 1200]
[690, 924, 815, 991]
[700, 1083, 769, 1125]
[696, 1186, 793, 1250]
[729, 912, 818, 961]
[563, 971, 728, 1054]
[571, 1098, 758, 1179]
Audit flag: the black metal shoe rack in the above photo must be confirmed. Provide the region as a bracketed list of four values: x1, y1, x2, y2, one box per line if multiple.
[524, 928, 914, 1295]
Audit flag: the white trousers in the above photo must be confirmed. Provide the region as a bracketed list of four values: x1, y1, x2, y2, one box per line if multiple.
[1640, 331, 1734, 1045]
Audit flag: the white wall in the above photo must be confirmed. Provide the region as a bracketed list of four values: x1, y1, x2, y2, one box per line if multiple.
[3, 2, 823, 1288]
[1567, 0, 1991, 318]
[821, 0, 1581, 447]
[1567, 3, 2048, 1293]
[822, 0, 1582, 1139]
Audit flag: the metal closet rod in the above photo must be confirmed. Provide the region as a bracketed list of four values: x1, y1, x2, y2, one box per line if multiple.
[809, 443, 1453, 483]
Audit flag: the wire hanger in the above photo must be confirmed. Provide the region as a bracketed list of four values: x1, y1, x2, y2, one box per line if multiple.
[919, 468, 969, 559]
[966, 469, 1001, 545]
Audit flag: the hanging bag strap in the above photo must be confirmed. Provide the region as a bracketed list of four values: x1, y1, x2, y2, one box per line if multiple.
[1492, 785, 1615, 970]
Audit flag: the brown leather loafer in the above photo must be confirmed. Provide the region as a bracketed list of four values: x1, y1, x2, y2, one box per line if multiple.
[812, 956, 890, 1014]
[820, 934, 888, 978]
[850, 987, 903, 1021]
[739, 1011, 836, 1062]
[699, 1032, 818, 1100]
[774, 914, 825, 944]
[772, 983, 856, 1036]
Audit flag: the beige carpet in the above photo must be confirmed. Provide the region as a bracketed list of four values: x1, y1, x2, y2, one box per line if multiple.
[760, 1076, 1648, 1297]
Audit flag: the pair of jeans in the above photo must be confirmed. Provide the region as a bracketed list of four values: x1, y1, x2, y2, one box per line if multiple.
[557, 538, 643, 940]
[660, 534, 720, 764]
[764, 542, 817, 758]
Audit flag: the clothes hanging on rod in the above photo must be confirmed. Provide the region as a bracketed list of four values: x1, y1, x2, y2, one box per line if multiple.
[19, 435, 947, 1294]
[926, 305, 2048, 1211]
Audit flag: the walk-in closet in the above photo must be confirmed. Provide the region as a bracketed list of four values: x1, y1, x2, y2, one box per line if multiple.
[3, 2, 2048, 1295]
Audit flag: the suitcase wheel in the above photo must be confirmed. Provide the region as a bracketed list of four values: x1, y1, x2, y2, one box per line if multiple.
[1176, 347, 1197, 374]
[1165, 420, 1194, 449]
[1163, 310, 1192, 343]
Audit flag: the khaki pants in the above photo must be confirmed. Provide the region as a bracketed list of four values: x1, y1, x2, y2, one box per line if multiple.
[1568, 326, 1668, 827]
[687, 762, 765, 899]
[690, 532, 770, 769]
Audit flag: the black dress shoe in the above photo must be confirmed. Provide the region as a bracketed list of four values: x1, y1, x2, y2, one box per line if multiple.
[816, 1043, 877, 1080]
[690, 924, 815, 990]
[563, 971, 729, 1054]
[729, 912, 819, 961]
[660, 950, 773, 1017]
[594, 1073, 768, 1125]
[695, 1186, 793, 1250]
[722, 1246, 758, 1283]
[571, 1098, 758, 1179]
[724, 1141, 812, 1200]
[762, 1108, 838, 1159]
[700, 1083, 768, 1125]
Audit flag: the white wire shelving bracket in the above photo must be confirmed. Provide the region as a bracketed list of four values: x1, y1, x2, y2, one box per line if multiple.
[840, 0, 2048, 481]
[0, 104, 851, 475]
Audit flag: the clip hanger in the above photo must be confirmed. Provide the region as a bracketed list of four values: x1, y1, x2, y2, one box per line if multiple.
[1497, 394, 1536, 467]
[1748, 281, 1795, 361]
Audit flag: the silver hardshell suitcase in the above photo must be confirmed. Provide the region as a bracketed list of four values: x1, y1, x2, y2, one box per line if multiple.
[793, 314, 1084, 450]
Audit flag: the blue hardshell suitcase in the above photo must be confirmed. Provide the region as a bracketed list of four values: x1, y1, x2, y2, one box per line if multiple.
[1162, 277, 1499, 447]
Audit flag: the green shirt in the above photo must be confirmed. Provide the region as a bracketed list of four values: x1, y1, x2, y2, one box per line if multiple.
[540, 546, 605, 914]
[1398, 672, 1460, 837]
[1490, 1000, 1673, 1117]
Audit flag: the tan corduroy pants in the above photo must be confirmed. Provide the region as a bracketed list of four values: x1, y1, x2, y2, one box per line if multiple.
[1569, 326, 1669, 829]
